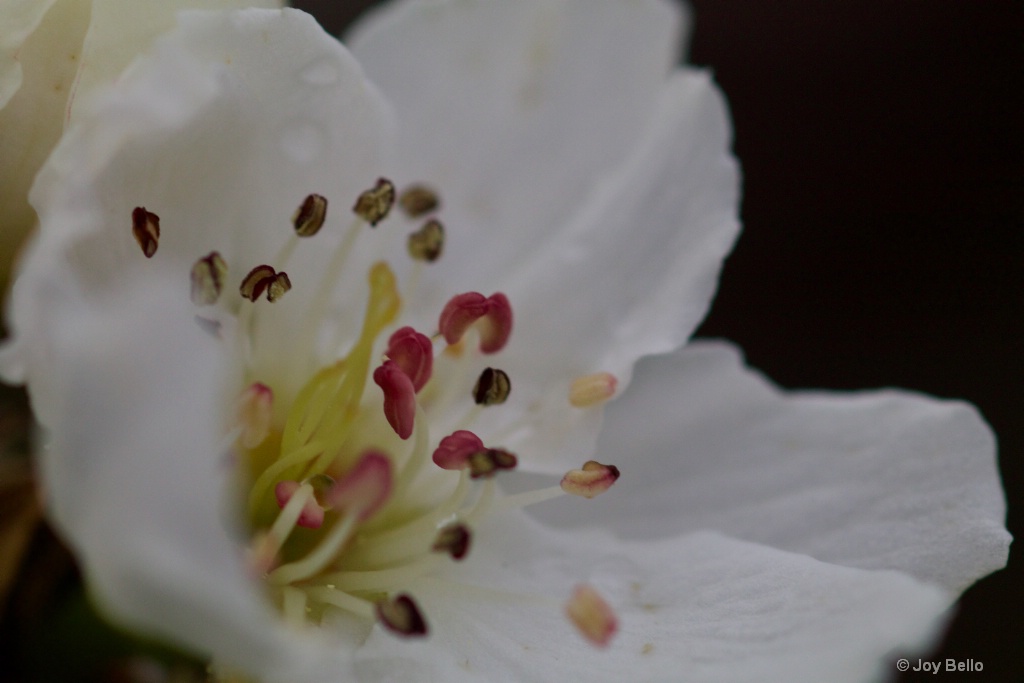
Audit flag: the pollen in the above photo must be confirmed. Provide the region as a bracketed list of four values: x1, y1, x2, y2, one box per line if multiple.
[473, 367, 511, 406]
[407, 219, 445, 262]
[398, 184, 440, 218]
[293, 193, 328, 237]
[131, 207, 160, 258]
[566, 585, 618, 648]
[352, 177, 396, 226]
[190, 251, 228, 305]
[240, 265, 291, 303]
[569, 372, 618, 407]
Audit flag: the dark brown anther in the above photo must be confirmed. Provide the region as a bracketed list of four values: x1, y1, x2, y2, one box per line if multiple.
[131, 207, 160, 258]
[240, 265, 291, 303]
[398, 185, 440, 218]
[190, 251, 228, 305]
[352, 178, 396, 226]
[468, 448, 518, 479]
[293, 193, 328, 237]
[472, 367, 511, 406]
[376, 594, 428, 637]
[407, 219, 445, 262]
[432, 523, 472, 561]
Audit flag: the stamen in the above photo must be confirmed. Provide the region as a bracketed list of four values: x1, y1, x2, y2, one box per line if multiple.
[566, 585, 617, 648]
[376, 594, 428, 637]
[438, 292, 513, 354]
[385, 327, 433, 392]
[432, 523, 471, 561]
[407, 219, 445, 262]
[560, 461, 620, 499]
[432, 430, 484, 470]
[468, 448, 517, 479]
[131, 207, 160, 258]
[352, 178, 396, 226]
[274, 480, 325, 529]
[240, 265, 292, 303]
[569, 372, 618, 407]
[324, 451, 393, 522]
[398, 184, 440, 218]
[293, 193, 328, 237]
[373, 361, 417, 440]
[190, 251, 229, 305]
[237, 382, 273, 449]
[472, 367, 511, 406]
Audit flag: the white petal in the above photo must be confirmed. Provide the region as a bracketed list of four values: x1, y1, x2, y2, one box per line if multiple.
[68, 0, 284, 124]
[39, 274, 351, 680]
[463, 70, 740, 472]
[348, 0, 687, 290]
[0, 0, 59, 109]
[4, 7, 395, 400]
[529, 341, 1010, 593]
[351, 513, 948, 683]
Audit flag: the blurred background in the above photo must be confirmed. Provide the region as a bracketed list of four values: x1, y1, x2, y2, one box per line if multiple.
[296, 0, 1021, 680]
[2, 1, 1019, 680]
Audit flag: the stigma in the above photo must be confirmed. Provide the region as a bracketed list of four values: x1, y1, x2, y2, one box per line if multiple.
[167, 178, 622, 646]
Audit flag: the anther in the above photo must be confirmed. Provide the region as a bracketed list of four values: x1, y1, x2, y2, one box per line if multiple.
[432, 523, 472, 561]
[237, 382, 273, 449]
[432, 430, 485, 470]
[398, 184, 440, 218]
[190, 251, 228, 305]
[376, 594, 428, 637]
[240, 265, 291, 303]
[407, 219, 445, 262]
[438, 292, 513, 354]
[293, 193, 328, 237]
[566, 585, 617, 648]
[569, 372, 618, 407]
[131, 207, 160, 258]
[373, 361, 417, 440]
[274, 481, 325, 529]
[560, 461, 620, 499]
[352, 178, 395, 226]
[468, 448, 518, 479]
[385, 327, 433, 392]
[325, 451, 393, 521]
[473, 367, 511, 406]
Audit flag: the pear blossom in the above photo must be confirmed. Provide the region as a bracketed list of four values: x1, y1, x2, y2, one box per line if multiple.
[0, 3, 1010, 682]
[0, 0, 282, 290]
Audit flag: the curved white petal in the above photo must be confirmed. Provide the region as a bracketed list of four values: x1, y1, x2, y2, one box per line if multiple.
[40, 274, 358, 681]
[352, 512, 948, 683]
[529, 341, 1010, 593]
[349, 0, 688, 291]
[4, 7, 395, 402]
[466, 70, 741, 472]
[68, 0, 284, 125]
[0, 0, 60, 109]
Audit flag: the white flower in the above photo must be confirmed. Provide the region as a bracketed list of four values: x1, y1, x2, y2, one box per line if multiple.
[1, 3, 1009, 682]
[0, 0, 282, 288]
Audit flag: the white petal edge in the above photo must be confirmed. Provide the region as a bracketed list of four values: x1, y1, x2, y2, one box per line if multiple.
[348, 0, 688, 293]
[350, 512, 950, 683]
[2, 7, 396, 405]
[526, 340, 1010, 594]
[68, 0, 284, 125]
[41, 273, 357, 681]
[456, 69, 740, 473]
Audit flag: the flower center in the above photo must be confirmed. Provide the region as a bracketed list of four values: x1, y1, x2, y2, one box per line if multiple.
[153, 177, 621, 644]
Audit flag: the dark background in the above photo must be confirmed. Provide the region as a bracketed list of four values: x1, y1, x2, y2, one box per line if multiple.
[294, 1, 1023, 680]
